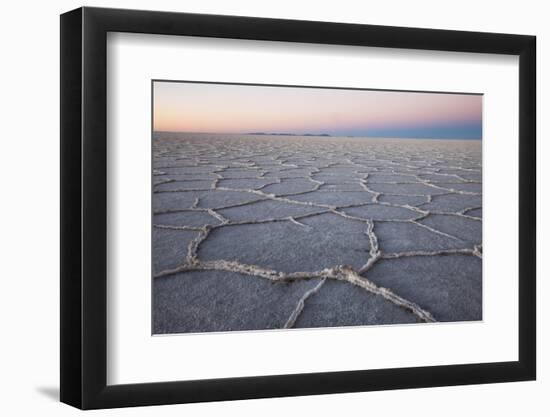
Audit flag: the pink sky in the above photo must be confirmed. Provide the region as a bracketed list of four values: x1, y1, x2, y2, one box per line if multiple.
[153, 81, 482, 139]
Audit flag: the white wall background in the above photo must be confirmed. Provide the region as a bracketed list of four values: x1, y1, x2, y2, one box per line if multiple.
[0, 0, 545, 415]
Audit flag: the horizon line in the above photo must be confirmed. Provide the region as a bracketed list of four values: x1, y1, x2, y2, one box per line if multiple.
[152, 130, 482, 141]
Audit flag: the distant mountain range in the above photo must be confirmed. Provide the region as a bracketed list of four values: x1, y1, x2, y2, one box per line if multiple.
[248, 132, 331, 137]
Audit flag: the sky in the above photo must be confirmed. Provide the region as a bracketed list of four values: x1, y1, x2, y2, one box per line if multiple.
[153, 81, 482, 139]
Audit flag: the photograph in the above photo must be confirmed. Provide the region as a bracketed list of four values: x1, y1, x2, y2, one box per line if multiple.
[151, 81, 483, 334]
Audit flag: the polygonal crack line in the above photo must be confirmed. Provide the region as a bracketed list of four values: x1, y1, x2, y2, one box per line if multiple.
[154, 210, 327, 232]
[153, 178, 176, 188]
[460, 206, 483, 220]
[154, 259, 436, 325]
[284, 278, 327, 328]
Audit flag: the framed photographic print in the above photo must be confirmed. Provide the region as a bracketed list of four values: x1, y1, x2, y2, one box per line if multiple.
[60, 6, 536, 409]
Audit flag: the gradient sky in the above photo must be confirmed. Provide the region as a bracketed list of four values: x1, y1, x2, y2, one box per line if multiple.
[153, 81, 482, 139]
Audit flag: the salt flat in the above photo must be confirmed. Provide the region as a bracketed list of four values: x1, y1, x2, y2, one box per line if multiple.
[152, 133, 482, 334]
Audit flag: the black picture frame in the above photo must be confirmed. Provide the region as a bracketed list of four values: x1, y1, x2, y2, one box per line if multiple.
[60, 6, 536, 410]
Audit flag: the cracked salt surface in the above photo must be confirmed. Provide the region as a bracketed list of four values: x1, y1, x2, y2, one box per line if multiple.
[152, 133, 482, 334]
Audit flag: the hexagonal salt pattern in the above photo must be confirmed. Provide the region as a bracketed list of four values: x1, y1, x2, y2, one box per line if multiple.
[153, 133, 482, 333]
